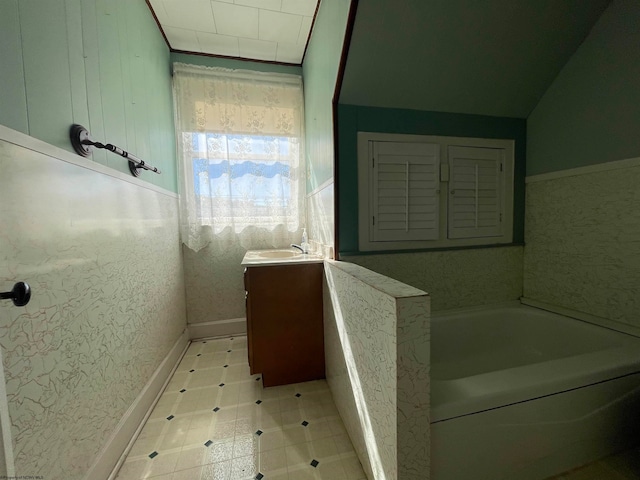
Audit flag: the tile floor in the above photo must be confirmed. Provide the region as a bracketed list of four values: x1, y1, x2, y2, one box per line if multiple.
[114, 334, 640, 480]
[115, 336, 367, 480]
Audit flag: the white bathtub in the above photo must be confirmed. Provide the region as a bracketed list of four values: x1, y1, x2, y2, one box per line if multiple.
[431, 303, 640, 480]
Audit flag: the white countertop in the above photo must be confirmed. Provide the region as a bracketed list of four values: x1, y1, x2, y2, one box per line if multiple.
[241, 249, 325, 267]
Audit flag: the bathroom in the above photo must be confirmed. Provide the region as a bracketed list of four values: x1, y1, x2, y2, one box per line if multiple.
[1, 0, 640, 479]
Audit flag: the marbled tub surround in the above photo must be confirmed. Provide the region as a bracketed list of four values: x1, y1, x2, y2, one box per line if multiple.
[524, 158, 640, 332]
[0, 127, 187, 479]
[342, 245, 523, 312]
[324, 260, 430, 480]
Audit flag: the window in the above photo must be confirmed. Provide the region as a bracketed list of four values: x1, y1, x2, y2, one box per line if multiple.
[187, 132, 299, 233]
[173, 63, 305, 252]
[358, 132, 514, 251]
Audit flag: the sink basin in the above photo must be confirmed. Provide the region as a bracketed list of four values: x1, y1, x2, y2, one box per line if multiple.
[256, 250, 301, 259]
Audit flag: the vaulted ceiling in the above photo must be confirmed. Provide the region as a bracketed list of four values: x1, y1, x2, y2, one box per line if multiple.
[340, 0, 612, 118]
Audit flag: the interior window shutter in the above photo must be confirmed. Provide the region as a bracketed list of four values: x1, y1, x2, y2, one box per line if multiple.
[447, 146, 503, 239]
[370, 141, 440, 242]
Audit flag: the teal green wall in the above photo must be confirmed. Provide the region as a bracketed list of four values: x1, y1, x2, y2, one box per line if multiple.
[171, 52, 302, 75]
[302, 0, 351, 192]
[337, 104, 526, 254]
[0, 1, 28, 134]
[0, 0, 176, 192]
[527, 0, 640, 176]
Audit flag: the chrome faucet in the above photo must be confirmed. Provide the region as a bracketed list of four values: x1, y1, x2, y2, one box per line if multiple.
[291, 244, 307, 254]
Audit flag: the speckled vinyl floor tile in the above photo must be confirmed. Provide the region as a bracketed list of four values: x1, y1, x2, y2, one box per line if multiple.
[115, 336, 367, 480]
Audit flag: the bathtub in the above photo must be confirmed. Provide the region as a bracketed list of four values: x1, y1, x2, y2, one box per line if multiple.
[431, 303, 640, 480]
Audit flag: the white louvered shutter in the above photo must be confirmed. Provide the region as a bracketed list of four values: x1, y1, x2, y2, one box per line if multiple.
[448, 146, 504, 239]
[371, 141, 440, 242]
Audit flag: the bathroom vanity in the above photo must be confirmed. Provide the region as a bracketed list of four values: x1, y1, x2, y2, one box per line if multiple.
[241, 250, 325, 387]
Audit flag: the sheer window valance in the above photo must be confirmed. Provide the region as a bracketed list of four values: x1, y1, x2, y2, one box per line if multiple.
[172, 63, 306, 252]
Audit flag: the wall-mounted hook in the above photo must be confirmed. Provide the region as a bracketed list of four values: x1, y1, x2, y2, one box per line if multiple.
[0, 282, 31, 307]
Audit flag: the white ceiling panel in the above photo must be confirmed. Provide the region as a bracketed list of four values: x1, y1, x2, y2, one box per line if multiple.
[259, 10, 302, 44]
[147, 0, 318, 64]
[211, 2, 259, 39]
[239, 38, 277, 62]
[149, 0, 168, 23]
[162, 0, 217, 33]
[297, 16, 313, 45]
[197, 32, 240, 57]
[235, 0, 282, 11]
[276, 42, 305, 64]
[163, 26, 201, 52]
[281, 0, 317, 16]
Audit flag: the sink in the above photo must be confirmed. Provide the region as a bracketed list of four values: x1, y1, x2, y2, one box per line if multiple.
[256, 250, 301, 259]
[241, 249, 322, 266]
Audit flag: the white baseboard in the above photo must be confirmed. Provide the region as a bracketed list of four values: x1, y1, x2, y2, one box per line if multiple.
[83, 329, 190, 480]
[188, 318, 246, 340]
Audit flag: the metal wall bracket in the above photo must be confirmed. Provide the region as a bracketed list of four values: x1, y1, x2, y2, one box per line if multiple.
[70, 124, 92, 157]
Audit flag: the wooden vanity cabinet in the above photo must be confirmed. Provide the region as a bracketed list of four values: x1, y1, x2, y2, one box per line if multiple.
[244, 262, 324, 387]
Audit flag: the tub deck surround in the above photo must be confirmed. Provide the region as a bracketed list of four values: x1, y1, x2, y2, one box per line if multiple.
[323, 260, 430, 480]
[431, 303, 640, 422]
[0, 129, 187, 479]
[431, 303, 640, 480]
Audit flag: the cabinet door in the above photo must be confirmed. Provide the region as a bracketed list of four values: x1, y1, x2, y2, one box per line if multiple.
[246, 263, 324, 387]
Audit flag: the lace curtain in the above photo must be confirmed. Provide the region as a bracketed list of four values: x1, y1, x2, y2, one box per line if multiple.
[172, 63, 306, 252]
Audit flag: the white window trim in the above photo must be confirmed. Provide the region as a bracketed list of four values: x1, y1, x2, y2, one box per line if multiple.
[357, 132, 514, 252]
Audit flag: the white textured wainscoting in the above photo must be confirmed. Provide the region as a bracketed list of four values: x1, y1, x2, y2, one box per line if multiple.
[0, 127, 187, 479]
[524, 158, 640, 329]
[342, 245, 523, 312]
[324, 260, 430, 480]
